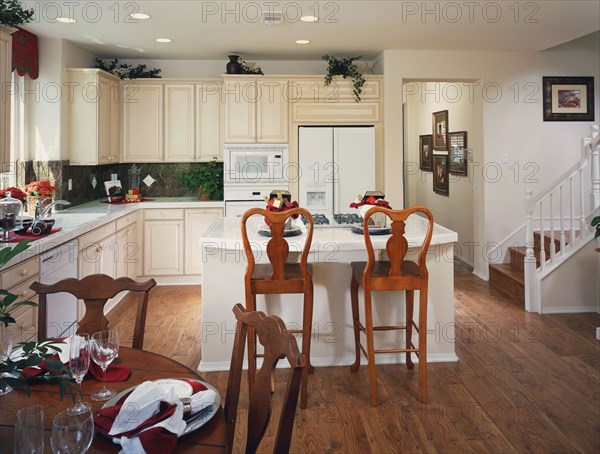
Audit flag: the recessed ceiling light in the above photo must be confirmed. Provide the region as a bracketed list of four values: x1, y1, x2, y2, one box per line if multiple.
[300, 15, 318, 22]
[130, 13, 150, 20]
[56, 17, 76, 23]
[155, 38, 172, 43]
[295, 39, 311, 44]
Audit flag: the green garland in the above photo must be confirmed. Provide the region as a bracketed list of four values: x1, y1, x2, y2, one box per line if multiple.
[322, 55, 366, 102]
[95, 58, 162, 79]
[0, 0, 34, 26]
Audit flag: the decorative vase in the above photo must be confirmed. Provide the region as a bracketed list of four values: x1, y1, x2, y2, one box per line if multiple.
[27, 196, 52, 216]
[226, 55, 242, 74]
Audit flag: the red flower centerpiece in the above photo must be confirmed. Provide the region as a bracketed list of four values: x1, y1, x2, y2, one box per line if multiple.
[23, 180, 56, 215]
[0, 187, 27, 201]
[265, 190, 299, 227]
[350, 191, 391, 228]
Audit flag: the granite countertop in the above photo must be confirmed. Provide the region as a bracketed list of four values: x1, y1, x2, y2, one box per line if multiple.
[1, 198, 224, 268]
[201, 215, 458, 252]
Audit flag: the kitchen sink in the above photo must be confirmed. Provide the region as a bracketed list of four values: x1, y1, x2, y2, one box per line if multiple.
[53, 213, 102, 228]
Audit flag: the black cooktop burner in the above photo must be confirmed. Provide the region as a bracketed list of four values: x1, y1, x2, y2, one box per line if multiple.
[303, 214, 330, 225]
[333, 213, 362, 225]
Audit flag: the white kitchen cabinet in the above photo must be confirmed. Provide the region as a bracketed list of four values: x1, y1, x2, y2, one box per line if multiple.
[0, 25, 15, 172]
[78, 221, 118, 279]
[224, 78, 288, 143]
[165, 84, 195, 162]
[67, 69, 120, 165]
[115, 213, 139, 280]
[184, 208, 223, 275]
[143, 209, 184, 276]
[0, 256, 39, 344]
[196, 82, 223, 161]
[122, 83, 164, 162]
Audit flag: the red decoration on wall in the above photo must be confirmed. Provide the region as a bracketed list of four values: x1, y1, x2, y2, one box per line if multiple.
[12, 27, 39, 79]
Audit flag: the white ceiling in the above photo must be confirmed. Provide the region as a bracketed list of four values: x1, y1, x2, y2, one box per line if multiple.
[21, 1, 600, 60]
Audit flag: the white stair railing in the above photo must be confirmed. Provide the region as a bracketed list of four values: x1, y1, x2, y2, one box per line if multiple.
[525, 124, 600, 313]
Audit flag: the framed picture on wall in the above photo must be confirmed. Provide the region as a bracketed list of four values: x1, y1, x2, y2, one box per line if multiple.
[543, 76, 594, 121]
[432, 110, 449, 150]
[449, 131, 468, 176]
[419, 134, 433, 171]
[433, 153, 449, 196]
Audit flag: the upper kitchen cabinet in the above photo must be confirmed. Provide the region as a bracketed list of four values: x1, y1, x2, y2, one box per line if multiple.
[67, 69, 120, 165]
[0, 26, 15, 172]
[122, 80, 223, 163]
[224, 77, 289, 143]
[122, 82, 164, 162]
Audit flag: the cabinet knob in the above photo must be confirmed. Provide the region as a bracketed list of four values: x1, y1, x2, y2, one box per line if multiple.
[20, 269, 28, 276]
[96, 245, 103, 252]
[20, 290, 30, 298]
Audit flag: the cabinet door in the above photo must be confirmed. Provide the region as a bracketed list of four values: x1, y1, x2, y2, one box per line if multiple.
[184, 208, 223, 275]
[196, 83, 223, 161]
[143, 220, 184, 275]
[165, 84, 195, 162]
[108, 79, 120, 163]
[116, 223, 139, 279]
[122, 83, 163, 162]
[224, 80, 257, 142]
[257, 80, 288, 143]
[97, 75, 111, 164]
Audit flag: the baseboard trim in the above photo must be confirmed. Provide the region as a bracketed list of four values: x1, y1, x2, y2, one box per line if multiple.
[541, 306, 599, 314]
[197, 352, 459, 372]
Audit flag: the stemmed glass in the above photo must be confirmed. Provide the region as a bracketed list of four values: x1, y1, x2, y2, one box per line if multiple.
[14, 403, 45, 454]
[67, 334, 91, 415]
[90, 329, 119, 401]
[50, 408, 94, 454]
[0, 325, 13, 395]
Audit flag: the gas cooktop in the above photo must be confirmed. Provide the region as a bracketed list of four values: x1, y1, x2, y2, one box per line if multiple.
[302, 213, 364, 228]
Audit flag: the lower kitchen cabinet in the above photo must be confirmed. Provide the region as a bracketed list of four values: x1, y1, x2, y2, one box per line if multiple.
[0, 256, 40, 344]
[185, 208, 224, 275]
[143, 209, 184, 276]
[142, 207, 223, 277]
[115, 213, 139, 280]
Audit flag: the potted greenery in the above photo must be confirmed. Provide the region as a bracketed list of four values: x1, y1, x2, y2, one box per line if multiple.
[592, 215, 600, 239]
[178, 160, 224, 200]
[322, 55, 366, 102]
[0, 0, 34, 26]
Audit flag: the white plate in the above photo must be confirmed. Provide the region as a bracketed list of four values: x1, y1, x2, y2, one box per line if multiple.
[153, 379, 193, 398]
[101, 378, 221, 436]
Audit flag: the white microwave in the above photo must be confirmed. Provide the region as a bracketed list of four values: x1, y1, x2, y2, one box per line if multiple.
[224, 144, 288, 184]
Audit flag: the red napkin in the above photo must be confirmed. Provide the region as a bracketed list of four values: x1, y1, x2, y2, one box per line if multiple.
[181, 379, 207, 394]
[88, 361, 131, 382]
[21, 354, 63, 378]
[4, 227, 62, 243]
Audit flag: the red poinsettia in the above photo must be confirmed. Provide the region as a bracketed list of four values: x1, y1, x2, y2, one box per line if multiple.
[264, 197, 299, 226]
[23, 180, 56, 197]
[0, 187, 27, 201]
[350, 195, 391, 209]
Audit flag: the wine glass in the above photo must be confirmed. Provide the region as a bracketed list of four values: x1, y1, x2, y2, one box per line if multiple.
[0, 325, 13, 395]
[90, 329, 119, 401]
[50, 408, 94, 454]
[67, 334, 91, 415]
[14, 403, 45, 454]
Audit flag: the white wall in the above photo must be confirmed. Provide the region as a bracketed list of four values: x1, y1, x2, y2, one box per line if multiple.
[380, 45, 599, 278]
[26, 38, 94, 161]
[406, 82, 477, 266]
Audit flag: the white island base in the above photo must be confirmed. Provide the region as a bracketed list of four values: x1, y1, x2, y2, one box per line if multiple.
[199, 217, 459, 372]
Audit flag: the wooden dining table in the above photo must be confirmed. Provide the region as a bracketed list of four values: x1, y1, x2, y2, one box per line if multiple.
[0, 347, 227, 453]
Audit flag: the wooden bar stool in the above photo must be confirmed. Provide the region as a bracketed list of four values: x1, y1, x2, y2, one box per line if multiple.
[350, 205, 434, 406]
[241, 207, 314, 409]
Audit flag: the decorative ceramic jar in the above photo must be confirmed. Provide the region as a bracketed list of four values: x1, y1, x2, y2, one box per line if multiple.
[226, 55, 242, 74]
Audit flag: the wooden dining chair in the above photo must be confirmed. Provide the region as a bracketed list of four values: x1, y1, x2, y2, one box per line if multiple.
[350, 205, 434, 406]
[241, 207, 314, 409]
[31, 274, 157, 349]
[225, 303, 305, 454]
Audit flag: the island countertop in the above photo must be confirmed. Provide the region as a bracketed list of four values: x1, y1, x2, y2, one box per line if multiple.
[199, 215, 459, 373]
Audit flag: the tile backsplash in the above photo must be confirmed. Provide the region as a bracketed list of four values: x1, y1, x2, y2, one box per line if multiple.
[16, 161, 224, 207]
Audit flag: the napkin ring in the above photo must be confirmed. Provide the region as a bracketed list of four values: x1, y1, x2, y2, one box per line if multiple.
[181, 397, 192, 416]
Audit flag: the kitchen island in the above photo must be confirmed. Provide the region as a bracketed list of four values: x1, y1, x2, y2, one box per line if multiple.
[199, 216, 459, 371]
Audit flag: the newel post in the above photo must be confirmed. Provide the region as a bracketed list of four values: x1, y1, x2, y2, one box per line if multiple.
[590, 124, 600, 210]
[524, 189, 538, 313]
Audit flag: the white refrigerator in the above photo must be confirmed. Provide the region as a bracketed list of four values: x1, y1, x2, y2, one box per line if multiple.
[298, 126, 376, 215]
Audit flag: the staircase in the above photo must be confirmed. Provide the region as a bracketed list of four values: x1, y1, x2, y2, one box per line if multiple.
[489, 231, 577, 306]
[489, 125, 599, 313]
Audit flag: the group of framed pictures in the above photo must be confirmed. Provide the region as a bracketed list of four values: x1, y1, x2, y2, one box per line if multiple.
[419, 110, 467, 196]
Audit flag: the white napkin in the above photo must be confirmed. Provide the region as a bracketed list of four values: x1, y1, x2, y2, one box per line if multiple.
[108, 380, 217, 454]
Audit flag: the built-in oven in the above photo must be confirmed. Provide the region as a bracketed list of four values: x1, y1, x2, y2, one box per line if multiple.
[224, 186, 286, 218]
[224, 144, 288, 184]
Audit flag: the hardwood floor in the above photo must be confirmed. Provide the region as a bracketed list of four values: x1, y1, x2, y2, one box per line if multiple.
[108, 276, 600, 453]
